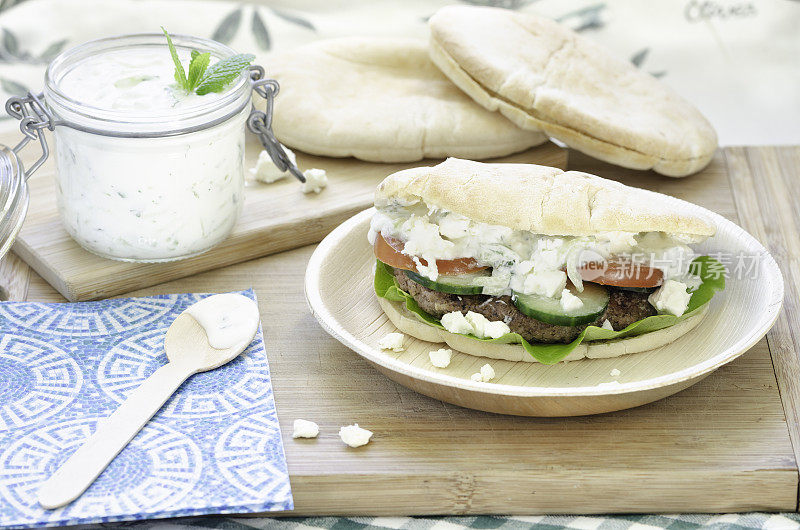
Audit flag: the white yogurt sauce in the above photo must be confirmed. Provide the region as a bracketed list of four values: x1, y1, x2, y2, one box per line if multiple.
[369, 203, 704, 297]
[185, 293, 260, 349]
[58, 47, 226, 112]
[50, 45, 247, 261]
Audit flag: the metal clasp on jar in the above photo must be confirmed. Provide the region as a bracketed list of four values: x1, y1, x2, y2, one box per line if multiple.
[5, 92, 53, 179]
[247, 65, 306, 183]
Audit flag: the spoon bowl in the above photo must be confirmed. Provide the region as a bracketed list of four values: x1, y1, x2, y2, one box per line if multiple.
[165, 312, 256, 371]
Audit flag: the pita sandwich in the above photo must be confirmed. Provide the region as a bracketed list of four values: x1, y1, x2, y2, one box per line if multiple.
[370, 158, 724, 364]
[268, 37, 546, 163]
[428, 6, 718, 177]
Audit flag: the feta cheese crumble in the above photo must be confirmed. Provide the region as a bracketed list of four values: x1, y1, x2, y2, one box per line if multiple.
[465, 311, 489, 337]
[648, 280, 691, 316]
[483, 320, 511, 339]
[378, 332, 405, 352]
[442, 311, 510, 339]
[521, 269, 567, 298]
[250, 147, 297, 183]
[302, 168, 328, 194]
[601, 319, 614, 330]
[438, 213, 470, 239]
[597, 231, 638, 253]
[441, 311, 474, 335]
[610, 368, 621, 377]
[471, 363, 496, 382]
[292, 419, 319, 439]
[428, 348, 452, 368]
[560, 289, 584, 312]
[339, 424, 373, 447]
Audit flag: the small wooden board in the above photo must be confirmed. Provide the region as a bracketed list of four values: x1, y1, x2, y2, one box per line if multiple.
[6, 131, 565, 302]
[5, 147, 799, 514]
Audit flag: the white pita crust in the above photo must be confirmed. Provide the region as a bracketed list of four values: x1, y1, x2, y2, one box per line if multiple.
[428, 6, 718, 177]
[375, 158, 716, 237]
[268, 37, 546, 162]
[379, 297, 709, 364]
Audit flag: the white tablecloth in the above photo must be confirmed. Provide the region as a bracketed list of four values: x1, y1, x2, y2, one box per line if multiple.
[0, 0, 798, 146]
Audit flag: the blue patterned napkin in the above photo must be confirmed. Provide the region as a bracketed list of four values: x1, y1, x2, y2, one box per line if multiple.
[0, 289, 293, 529]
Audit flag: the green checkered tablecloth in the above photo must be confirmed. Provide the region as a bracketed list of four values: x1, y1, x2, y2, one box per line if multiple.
[70, 514, 800, 529]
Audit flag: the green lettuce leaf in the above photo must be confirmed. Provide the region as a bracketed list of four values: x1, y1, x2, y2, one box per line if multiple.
[374, 257, 725, 365]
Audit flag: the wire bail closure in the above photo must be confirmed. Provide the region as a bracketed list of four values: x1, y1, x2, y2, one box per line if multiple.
[5, 92, 53, 180]
[247, 66, 305, 183]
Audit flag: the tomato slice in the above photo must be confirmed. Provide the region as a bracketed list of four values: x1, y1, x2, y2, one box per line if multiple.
[373, 234, 487, 275]
[374, 235, 417, 271]
[577, 260, 663, 288]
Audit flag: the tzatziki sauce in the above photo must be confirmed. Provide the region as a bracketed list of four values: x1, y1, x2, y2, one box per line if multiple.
[47, 38, 249, 261]
[369, 202, 704, 298]
[58, 48, 225, 113]
[185, 293, 260, 350]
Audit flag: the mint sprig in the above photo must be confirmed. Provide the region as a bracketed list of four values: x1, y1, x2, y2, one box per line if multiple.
[161, 27, 254, 95]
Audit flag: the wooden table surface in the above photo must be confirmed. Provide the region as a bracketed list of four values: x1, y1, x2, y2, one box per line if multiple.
[2, 146, 799, 514]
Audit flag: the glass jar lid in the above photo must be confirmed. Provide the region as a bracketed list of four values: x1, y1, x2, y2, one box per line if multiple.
[0, 143, 30, 262]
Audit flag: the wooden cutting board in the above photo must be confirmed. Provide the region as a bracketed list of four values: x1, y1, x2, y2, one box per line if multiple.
[5, 130, 566, 302]
[4, 147, 799, 514]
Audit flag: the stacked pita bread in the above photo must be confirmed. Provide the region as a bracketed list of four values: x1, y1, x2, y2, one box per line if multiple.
[268, 38, 545, 163]
[428, 6, 717, 177]
[267, 7, 717, 176]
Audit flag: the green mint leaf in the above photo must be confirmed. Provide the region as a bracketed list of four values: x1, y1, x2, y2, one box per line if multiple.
[161, 27, 188, 90]
[187, 50, 211, 91]
[195, 53, 254, 95]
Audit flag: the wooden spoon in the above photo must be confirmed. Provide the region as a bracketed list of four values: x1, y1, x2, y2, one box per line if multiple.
[37, 293, 260, 509]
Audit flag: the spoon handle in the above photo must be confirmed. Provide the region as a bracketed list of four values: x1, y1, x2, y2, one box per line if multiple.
[37, 361, 194, 509]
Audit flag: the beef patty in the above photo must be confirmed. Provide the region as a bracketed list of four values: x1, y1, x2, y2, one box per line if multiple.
[394, 269, 656, 344]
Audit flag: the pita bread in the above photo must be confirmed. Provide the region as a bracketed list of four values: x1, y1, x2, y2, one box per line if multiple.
[379, 297, 709, 363]
[428, 6, 718, 177]
[376, 158, 715, 237]
[268, 37, 546, 163]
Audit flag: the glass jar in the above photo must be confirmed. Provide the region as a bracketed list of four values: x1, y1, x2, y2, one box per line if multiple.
[4, 33, 300, 264]
[41, 34, 254, 262]
[0, 144, 29, 263]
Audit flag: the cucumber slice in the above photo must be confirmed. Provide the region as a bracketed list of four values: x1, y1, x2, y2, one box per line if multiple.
[404, 269, 490, 295]
[512, 283, 609, 326]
